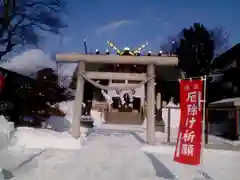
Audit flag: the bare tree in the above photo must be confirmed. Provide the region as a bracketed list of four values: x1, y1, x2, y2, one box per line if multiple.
[0, 0, 67, 59]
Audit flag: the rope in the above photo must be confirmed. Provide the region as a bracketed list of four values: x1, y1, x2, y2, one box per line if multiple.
[77, 71, 155, 91]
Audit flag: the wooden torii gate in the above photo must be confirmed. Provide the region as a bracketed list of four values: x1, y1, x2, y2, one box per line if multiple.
[56, 53, 178, 145]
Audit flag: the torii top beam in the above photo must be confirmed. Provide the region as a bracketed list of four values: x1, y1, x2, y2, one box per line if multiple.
[56, 53, 178, 66]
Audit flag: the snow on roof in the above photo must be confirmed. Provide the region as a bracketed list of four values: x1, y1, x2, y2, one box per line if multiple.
[209, 97, 240, 107]
[210, 98, 240, 104]
[0, 49, 77, 82]
[0, 49, 56, 78]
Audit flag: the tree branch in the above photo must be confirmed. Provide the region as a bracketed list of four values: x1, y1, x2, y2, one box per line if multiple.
[0, 0, 67, 59]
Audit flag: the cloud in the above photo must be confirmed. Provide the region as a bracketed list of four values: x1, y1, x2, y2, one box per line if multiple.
[57, 36, 72, 44]
[61, 37, 72, 43]
[95, 20, 132, 34]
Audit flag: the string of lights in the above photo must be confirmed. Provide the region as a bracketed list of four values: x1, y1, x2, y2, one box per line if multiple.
[94, 48, 176, 57]
[178, 73, 224, 81]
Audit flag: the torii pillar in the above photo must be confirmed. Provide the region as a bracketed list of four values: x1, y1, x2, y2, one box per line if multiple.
[72, 61, 85, 138]
[146, 64, 156, 144]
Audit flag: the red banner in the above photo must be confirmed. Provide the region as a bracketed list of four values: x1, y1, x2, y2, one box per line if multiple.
[0, 73, 5, 89]
[173, 79, 203, 165]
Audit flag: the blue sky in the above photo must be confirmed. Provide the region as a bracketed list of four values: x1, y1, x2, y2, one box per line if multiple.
[42, 0, 238, 54]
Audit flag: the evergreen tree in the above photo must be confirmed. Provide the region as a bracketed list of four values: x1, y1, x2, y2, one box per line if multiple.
[160, 23, 229, 103]
[15, 68, 67, 127]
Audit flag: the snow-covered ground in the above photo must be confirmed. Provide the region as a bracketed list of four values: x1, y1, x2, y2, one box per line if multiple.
[140, 143, 240, 180]
[0, 100, 239, 179]
[5, 101, 105, 150]
[6, 100, 180, 152]
[1, 123, 240, 180]
[0, 116, 15, 150]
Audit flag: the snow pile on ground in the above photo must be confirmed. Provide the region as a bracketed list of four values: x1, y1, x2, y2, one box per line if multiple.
[46, 101, 105, 132]
[208, 134, 240, 147]
[8, 100, 105, 150]
[57, 63, 77, 88]
[92, 110, 105, 128]
[141, 116, 148, 129]
[141, 143, 240, 156]
[10, 127, 81, 150]
[43, 115, 70, 132]
[44, 101, 105, 134]
[44, 101, 74, 132]
[0, 115, 15, 150]
[140, 144, 175, 155]
[0, 49, 56, 78]
[8, 101, 79, 150]
[56, 100, 105, 129]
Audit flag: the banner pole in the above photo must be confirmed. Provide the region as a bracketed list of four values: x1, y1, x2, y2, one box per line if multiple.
[200, 75, 207, 174]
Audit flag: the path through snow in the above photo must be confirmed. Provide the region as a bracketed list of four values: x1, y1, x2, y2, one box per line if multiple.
[1, 126, 240, 180]
[0, 128, 173, 180]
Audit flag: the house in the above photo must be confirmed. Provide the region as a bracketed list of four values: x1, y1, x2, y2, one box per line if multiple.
[207, 98, 240, 141]
[211, 43, 240, 70]
[206, 43, 240, 141]
[207, 43, 240, 102]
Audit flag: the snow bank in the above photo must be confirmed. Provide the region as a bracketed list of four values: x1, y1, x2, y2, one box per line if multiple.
[8, 101, 79, 150]
[141, 144, 240, 156]
[58, 63, 77, 88]
[11, 127, 81, 150]
[57, 101, 105, 129]
[46, 101, 105, 132]
[140, 145, 175, 155]
[10, 100, 105, 150]
[0, 115, 15, 150]
[44, 116, 70, 132]
[92, 110, 105, 128]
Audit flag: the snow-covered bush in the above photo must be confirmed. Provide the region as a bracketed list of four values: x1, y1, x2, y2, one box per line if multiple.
[0, 115, 15, 150]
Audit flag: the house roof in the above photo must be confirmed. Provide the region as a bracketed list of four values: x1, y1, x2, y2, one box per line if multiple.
[212, 43, 240, 70]
[0, 67, 35, 86]
[208, 97, 240, 108]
